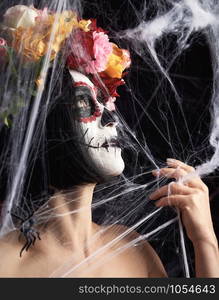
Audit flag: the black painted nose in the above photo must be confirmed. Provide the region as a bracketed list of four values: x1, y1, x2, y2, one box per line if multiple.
[101, 108, 118, 127]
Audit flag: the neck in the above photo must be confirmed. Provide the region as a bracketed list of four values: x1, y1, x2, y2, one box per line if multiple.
[42, 184, 96, 252]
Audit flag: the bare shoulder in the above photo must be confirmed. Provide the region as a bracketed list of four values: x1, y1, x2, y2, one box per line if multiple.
[101, 224, 167, 277]
[0, 231, 22, 258]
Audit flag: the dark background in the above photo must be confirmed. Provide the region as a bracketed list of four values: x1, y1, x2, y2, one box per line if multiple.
[80, 0, 219, 276]
[1, 0, 218, 277]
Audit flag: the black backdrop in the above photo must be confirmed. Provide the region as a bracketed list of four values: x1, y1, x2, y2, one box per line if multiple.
[0, 0, 218, 277]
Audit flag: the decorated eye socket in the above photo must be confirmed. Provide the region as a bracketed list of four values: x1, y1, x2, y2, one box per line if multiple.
[72, 85, 102, 123]
[75, 95, 92, 109]
[73, 88, 95, 118]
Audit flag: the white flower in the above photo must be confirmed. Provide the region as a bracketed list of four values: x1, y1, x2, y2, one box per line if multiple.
[3, 5, 38, 29]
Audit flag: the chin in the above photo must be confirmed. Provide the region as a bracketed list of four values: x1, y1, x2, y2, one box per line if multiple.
[90, 147, 125, 177]
[105, 159, 125, 177]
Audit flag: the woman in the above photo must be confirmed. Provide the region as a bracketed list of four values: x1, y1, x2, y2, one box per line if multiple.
[0, 4, 218, 277]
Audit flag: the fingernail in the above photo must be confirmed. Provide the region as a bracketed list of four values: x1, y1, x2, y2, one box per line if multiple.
[152, 169, 161, 176]
[167, 158, 176, 164]
[167, 158, 175, 162]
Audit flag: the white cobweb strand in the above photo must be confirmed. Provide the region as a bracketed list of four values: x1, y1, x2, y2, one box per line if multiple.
[0, 82, 48, 236]
[57, 216, 178, 278]
[168, 183, 190, 278]
[125, 0, 216, 43]
[0, 0, 67, 237]
[122, 0, 217, 109]
[0, 0, 218, 278]
[176, 208, 190, 277]
[123, 0, 219, 277]
[50, 207, 164, 277]
[196, 24, 219, 177]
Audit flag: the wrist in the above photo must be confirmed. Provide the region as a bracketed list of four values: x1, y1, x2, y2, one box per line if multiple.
[192, 233, 218, 248]
[187, 222, 217, 244]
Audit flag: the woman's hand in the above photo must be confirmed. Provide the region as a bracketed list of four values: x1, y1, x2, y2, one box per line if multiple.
[149, 158, 216, 244]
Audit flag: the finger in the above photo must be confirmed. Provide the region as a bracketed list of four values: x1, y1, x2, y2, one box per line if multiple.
[153, 167, 207, 191]
[152, 167, 187, 180]
[155, 195, 189, 208]
[166, 158, 195, 172]
[149, 182, 195, 200]
[185, 177, 209, 192]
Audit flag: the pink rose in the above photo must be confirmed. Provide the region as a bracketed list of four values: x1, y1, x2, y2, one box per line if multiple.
[85, 31, 112, 73]
[67, 29, 113, 75]
[35, 8, 49, 22]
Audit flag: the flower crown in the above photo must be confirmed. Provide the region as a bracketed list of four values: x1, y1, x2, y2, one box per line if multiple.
[0, 5, 131, 124]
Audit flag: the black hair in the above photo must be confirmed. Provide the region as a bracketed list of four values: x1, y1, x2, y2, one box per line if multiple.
[0, 66, 111, 219]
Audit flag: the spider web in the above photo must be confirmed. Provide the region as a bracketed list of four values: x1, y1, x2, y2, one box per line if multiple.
[0, 0, 218, 278]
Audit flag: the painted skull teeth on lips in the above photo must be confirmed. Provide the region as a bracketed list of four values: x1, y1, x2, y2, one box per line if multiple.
[101, 137, 120, 149]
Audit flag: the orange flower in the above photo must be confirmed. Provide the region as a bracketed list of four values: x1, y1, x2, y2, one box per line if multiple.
[12, 11, 79, 62]
[78, 19, 92, 32]
[104, 43, 131, 78]
[12, 27, 46, 61]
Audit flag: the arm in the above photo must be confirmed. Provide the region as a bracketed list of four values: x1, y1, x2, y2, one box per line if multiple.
[149, 158, 219, 277]
[193, 238, 219, 277]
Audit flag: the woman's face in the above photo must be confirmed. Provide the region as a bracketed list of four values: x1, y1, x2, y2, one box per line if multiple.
[69, 70, 125, 177]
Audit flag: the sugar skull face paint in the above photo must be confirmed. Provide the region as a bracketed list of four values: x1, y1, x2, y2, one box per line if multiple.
[73, 85, 101, 122]
[69, 70, 125, 177]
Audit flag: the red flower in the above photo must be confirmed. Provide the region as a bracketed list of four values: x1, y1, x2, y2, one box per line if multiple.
[67, 29, 94, 71]
[93, 72, 125, 99]
[88, 19, 105, 33]
[66, 18, 131, 103]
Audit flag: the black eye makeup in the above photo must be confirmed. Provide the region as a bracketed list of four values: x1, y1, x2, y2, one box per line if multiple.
[72, 85, 102, 123]
[73, 86, 95, 118]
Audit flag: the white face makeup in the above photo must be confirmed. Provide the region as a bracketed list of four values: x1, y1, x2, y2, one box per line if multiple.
[69, 70, 125, 177]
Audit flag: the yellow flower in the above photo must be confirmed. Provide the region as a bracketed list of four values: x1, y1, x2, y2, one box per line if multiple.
[78, 19, 91, 32]
[12, 11, 79, 62]
[12, 27, 47, 61]
[104, 43, 131, 78]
